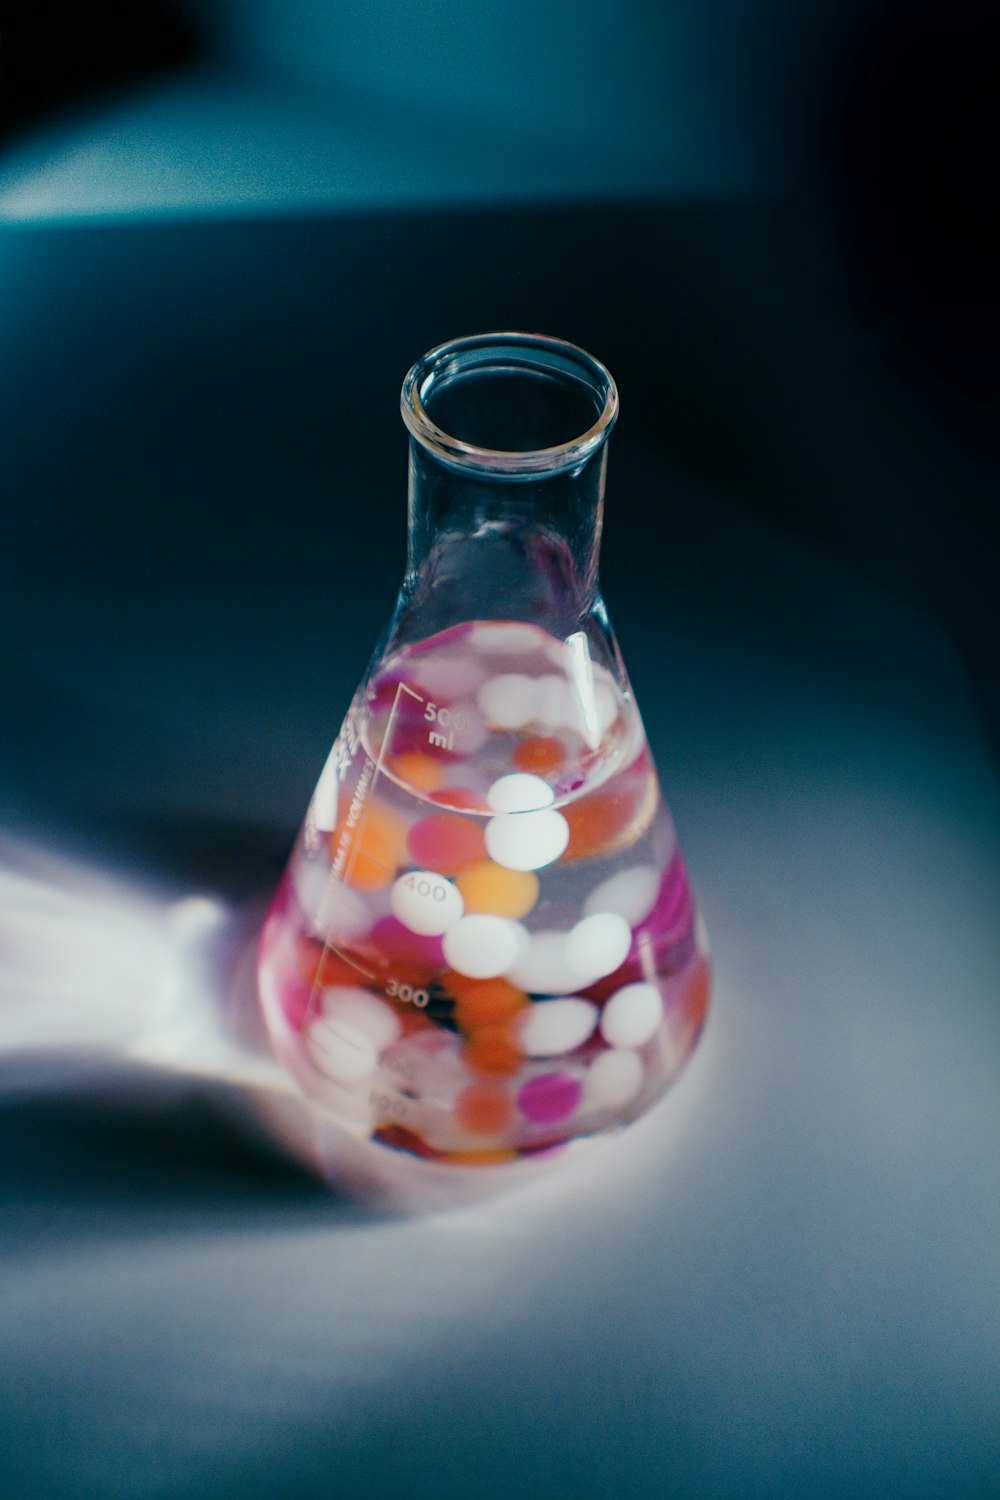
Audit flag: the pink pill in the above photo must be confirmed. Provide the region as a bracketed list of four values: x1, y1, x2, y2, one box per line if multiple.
[279, 973, 315, 1031]
[369, 915, 445, 970]
[634, 854, 693, 952]
[517, 1072, 582, 1124]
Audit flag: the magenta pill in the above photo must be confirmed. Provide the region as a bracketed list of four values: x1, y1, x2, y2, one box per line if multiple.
[517, 1072, 582, 1124]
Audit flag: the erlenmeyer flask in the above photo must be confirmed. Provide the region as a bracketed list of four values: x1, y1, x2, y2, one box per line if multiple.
[258, 333, 710, 1188]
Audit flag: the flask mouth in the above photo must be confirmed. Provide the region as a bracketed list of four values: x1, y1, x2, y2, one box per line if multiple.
[401, 332, 619, 477]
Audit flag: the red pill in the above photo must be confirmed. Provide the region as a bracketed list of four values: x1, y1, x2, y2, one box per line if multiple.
[407, 812, 486, 874]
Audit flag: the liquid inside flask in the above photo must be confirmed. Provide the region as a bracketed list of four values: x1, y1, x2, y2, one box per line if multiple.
[257, 333, 710, 1191]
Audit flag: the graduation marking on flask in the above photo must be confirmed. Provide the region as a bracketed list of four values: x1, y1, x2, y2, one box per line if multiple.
[308, 679, 425, 1019]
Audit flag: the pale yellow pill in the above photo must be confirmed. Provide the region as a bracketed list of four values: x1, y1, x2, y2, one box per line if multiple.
[455, 860, 540, 920]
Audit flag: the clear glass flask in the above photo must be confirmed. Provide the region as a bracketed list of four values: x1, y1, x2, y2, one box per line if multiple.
[257, 333, 710, 1192]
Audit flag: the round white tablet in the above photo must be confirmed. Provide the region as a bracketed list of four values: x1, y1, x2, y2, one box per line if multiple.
[509, 930, 578, 990]
[487, 773, 555, 813]
[534, 674, 574, 730]
[565, 911, 632, 983]
[582, 1047, 644, 1110]
[599, 981, 663, 1048]
[582, 866, 660, 926]
[518, 997, 598, 1057]
[442, 914, 525, 978]
[469, 622, 547, 655]
[322, 986, 402, 1051]
[307, 1015, 378, 1083]
[485, 808, 569, 871]
[410, 653, 485, 700]
[390, 869, 464, 935]
[505, 930, 578, 995]
[293, 859, 368, 941]
[476, 673, 541, 730]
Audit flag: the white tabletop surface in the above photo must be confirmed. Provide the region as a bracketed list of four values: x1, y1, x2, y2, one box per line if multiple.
[1, 436, 997, 1499]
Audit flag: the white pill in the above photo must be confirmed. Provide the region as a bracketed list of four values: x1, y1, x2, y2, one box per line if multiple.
[594, 681, 619, 733]
[307, 1015, 378, 1083]
[565, 911, 632, 983]
[443, 914, 525, 978]
[518, 997, 598, 1057]
[485, 808, 569, 871]
[582, 1047, 644, 1110]
[599, 982, 663, 1048]
[477, 673, 541, 729]
[534, 673, 575, 730]
[469, 622, 547, 655]
[293, 859, 369, 942]
[410, 653, 485, 700]
[322, 986, 402, 1050]
[487, 773, 555, 813]
[583, 866, 660, 926]
[505, 930, 579, 995]
[447, 700, 489, 755]
[390, 869, 464, 935]
[292, 855, 334, 928]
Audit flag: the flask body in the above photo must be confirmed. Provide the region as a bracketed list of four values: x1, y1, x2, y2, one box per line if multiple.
[258, 335, 709, 1179]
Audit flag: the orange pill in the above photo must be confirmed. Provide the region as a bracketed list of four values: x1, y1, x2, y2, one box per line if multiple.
[455, 860, 539, 919]
[680, 957, 711, 1036]
[455, 1083, 514, 1135]
[446, 975, 530, 1029]
[296, 936, 370, 990]
[429, 786, 491, 812]
[512, 736, 566, 775]
[330, 800, 407, 891]
[388, 751, 447, 792]
[463, 1024, 523, 1077]
[449, 1148, 519, 1165]
[562, 762, 656, 861]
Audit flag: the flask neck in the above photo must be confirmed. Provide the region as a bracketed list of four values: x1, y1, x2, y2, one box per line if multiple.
[404, 440, 608, 631]
[397, 334, 618, 641]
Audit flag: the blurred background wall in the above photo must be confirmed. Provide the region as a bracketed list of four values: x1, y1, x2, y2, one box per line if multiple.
[1, 0, 997, 857]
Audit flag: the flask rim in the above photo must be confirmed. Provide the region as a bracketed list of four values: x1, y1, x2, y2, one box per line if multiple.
[400, 332, 619, 476]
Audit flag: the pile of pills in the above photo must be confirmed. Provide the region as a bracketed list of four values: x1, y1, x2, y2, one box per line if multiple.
[258, 620, 709, 1163]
